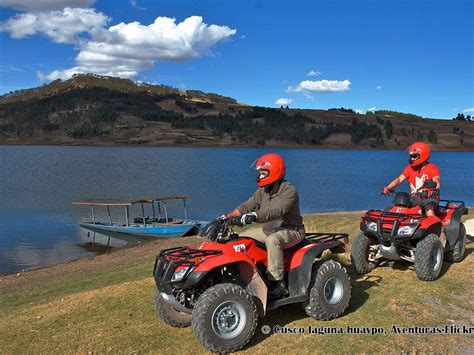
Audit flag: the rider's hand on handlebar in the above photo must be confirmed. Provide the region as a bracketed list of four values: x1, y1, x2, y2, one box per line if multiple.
[241, 212, 257, 225]
[217, 214, 228, 221]
[382, 187, 390, 195]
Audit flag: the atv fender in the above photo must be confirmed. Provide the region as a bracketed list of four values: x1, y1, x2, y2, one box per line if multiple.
[194, 256, 268, 315]
[444, 207, 468, 251]
[288, 241, 343, 297]
[420, 215, 443, 233]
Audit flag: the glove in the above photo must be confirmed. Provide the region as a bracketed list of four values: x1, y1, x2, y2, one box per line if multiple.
[241, 212, 257, 225]
[218, 214, 228, 221]
[382, 187, 390, 195]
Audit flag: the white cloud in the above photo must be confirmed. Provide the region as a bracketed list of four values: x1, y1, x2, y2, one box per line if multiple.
[302, 92, 314, 100]
[368, 106, 377, 112]
[377, 85, 382, 90]
[2, 11, 236, 80]
[355, 109, 365, 114]
[462, 107, 474, 113]
[275, 98, 294, 106]
[0, 0, 94, 11]
[129, 0, 145, 10]
[288, 79, 351, 93]
[0, 7, 109, 43]
[306, 70, 321, 77]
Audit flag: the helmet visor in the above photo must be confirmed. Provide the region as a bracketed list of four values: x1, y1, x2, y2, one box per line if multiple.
[409, 153, 420, 163]
[251, 158, 271, 184]
[256, 168, 269, 182]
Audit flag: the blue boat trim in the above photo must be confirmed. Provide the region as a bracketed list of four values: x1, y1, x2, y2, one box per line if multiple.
[79, 221, 202, 239]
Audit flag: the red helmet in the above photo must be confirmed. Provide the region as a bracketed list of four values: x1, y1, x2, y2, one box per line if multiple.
[408, 142, 430, 167]
[255, 153, 286, 187]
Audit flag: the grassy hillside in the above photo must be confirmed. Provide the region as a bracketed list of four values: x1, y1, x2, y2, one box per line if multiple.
[0, 74, 473, 150]
[0, 211, 472, 353]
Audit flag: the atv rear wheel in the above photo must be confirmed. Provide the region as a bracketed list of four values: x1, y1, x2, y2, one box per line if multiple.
[304, 260, 351, 320]
[154, 290, 191, 328]
[415, 234, 444, 281]
[192, 283, 258, 353]
[444, 223, 466, 263]
[351, 232, 379, 274]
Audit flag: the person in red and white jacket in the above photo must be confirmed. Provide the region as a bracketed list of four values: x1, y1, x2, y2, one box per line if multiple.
[382, 142, 440, 217]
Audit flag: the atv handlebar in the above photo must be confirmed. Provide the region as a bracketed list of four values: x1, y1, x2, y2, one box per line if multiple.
[200, 216, 243, 243]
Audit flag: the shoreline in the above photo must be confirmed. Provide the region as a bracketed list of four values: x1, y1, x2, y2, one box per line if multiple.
[1, 142, 473, 152]
[1, 209, 471, 278]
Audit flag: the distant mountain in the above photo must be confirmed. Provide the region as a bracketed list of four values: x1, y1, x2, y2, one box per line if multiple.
[0, 74, 472, 150]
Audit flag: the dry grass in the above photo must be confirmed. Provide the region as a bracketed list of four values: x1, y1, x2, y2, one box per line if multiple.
[0, 211, 473, 353]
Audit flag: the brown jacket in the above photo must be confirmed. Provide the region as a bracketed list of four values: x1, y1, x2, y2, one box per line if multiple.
[236, 180, 303, 235]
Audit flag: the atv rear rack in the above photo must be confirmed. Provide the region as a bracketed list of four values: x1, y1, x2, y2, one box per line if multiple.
[305, 232, 349, 244]
[438, 200, 465, 209]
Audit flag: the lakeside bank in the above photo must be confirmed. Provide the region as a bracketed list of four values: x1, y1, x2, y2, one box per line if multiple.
[1, 211, 473, 353]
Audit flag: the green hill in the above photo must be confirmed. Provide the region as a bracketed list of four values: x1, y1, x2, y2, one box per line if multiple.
[0, 74, 472, 150]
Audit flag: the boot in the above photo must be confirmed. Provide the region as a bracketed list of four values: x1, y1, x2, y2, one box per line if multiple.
[268, 280, 288, 299]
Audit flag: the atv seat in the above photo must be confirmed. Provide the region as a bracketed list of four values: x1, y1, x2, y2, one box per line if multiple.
[253, 238, 310, 255]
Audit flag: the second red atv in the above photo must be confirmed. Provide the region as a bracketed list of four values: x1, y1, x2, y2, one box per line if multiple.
[153, 217, 352, 353]
[351, 180, 468, 281]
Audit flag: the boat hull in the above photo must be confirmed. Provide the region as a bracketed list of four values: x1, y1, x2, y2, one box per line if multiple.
[79, 222, 201, 240]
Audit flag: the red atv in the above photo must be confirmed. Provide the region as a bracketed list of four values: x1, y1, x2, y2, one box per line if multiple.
[351, 180, 468, 281]
[153, 217, 352, 353]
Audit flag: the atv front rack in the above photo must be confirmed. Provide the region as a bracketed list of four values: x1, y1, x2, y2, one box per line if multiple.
[153, 247, 222, 293]
[366, 209, 422, 221]
[364, 209, 422, 243]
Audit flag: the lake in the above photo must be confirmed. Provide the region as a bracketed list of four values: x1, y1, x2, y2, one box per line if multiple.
[0, 145, 473, 274]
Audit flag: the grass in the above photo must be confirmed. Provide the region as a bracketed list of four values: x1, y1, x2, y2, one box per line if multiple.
[0, 211, 473, 353]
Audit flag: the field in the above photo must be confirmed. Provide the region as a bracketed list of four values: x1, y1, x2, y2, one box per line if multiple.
[0, 211, 473, 353]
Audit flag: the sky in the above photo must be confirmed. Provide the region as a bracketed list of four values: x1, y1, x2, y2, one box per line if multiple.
[0, 0, 472, 119]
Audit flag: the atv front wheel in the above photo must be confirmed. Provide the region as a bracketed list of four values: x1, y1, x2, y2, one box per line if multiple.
[154, 290, 191, 328]
[304, 260, 351, 320]
[414, 234, 444, 281]
[192, 283, 258, 353]
[444, 223, 466, 263]
[351, 232, 379, 274]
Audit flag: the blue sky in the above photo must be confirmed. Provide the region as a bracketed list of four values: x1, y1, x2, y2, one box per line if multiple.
[0, 0, 472, 119]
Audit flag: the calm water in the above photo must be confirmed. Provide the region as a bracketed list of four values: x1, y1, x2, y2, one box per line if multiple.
[0, 145, 473, 274]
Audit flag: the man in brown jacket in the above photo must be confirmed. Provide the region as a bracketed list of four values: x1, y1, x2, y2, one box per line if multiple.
[222, 153, 305, 298]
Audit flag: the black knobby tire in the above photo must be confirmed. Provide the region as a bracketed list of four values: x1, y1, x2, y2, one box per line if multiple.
[192, 283, 258, 353]
[304, 260, 351, 320]
[414, 234, 444, 281]
[444, 223, 466, 263]
[154, 289, 192, 328]
[351, 232, 379, 274]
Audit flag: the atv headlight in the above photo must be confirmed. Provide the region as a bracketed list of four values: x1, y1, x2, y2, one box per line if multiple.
[398, 225, 416, 236]
[171, 267, 189, 282]
[368, 222, 378, 232]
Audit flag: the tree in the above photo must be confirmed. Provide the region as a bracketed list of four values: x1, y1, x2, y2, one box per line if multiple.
[384, 120, 394, 139]
[427, 129, 438, 144]
[453, 113, 466, 121]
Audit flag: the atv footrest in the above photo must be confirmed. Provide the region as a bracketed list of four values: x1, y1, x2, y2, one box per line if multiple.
[267, 295, 308, 310]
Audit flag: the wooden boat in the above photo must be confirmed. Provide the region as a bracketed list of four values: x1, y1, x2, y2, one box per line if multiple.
[73, 196, 206, 240]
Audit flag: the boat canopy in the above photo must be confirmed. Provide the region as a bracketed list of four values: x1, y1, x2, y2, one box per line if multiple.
[134, 196, 191, 203]
[73, 199, 133, 206]
[73, 195, 192, 226]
